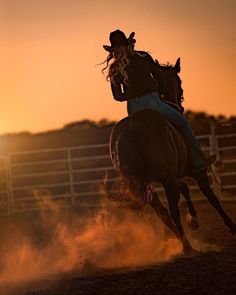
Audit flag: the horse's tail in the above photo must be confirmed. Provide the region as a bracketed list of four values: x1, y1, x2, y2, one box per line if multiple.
[103, 128, 152, 210]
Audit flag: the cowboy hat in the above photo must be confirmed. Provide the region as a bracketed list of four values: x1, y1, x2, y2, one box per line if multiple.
[103, 29, 136, 52]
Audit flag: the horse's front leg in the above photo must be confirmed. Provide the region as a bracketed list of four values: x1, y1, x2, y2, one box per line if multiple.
[163, 180, 198, 255]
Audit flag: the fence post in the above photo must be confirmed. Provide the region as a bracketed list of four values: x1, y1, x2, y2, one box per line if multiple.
[209, 121, 222, 199]
[5, 154, 14, 216]
[67, 149, 75, 205]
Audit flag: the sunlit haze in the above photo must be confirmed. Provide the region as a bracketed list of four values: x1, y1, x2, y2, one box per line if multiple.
[0, 0, 235, 134]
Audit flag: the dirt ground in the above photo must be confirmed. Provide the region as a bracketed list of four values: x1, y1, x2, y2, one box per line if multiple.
[1, 201, 236, 295]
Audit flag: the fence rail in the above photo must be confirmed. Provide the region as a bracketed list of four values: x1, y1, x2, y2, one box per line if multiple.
[0, 131, 235, 216]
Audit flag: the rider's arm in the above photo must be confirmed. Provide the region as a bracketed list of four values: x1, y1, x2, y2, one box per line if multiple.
[110, 75, 127, 101]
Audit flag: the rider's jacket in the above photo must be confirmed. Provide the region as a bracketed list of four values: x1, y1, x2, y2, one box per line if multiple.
[110, 51, 164, 101]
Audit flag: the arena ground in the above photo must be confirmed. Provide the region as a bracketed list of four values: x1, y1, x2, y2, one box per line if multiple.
[1, 201, 236, 295]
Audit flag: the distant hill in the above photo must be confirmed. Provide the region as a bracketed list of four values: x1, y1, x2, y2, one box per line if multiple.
[0, 119, 114, 155]
[0, 112, 235, 155]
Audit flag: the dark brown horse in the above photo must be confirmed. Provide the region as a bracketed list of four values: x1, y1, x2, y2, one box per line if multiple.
[105, 59, 236, 255]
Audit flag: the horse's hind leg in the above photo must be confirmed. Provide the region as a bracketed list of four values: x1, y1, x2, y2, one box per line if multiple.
[195, 170, 236, 234]
[163, 180, 197, 255]
[125, 179, 181, 239]
[179, 181, 199, 230]
[150, 191, 180, 238]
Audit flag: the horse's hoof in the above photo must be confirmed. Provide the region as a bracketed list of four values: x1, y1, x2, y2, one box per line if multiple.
[229, 223, 236, 235]
[183, 244, 199, 256]
[183, 247, 199, 256]
[185, 248, 199, 256]
[186, 213, 199, 230]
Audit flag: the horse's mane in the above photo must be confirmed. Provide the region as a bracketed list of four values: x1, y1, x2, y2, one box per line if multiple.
[159, 62, 175, 69]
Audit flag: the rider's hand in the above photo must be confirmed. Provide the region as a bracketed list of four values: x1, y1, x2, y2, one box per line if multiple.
[160, 94, 165, 100]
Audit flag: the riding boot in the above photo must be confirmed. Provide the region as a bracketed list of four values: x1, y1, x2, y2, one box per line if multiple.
[192, 154, 217, 174]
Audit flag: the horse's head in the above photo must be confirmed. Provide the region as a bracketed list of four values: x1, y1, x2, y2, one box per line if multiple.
[156, 58, 184, 113]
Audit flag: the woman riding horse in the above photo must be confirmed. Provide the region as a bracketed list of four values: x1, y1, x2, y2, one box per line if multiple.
[102, 29, 215, 173]
[101, 29, 236, 254]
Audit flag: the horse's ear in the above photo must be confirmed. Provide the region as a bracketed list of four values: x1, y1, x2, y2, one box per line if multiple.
[128, 32, 135, 39]
[155, 59, 161, 67]
[174, 57, 181, 73]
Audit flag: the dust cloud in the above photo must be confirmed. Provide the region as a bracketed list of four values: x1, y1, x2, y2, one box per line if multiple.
[0, 195, 182, 288]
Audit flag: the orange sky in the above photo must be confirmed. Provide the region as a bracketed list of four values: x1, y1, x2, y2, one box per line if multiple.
[0, 0, 235, 134]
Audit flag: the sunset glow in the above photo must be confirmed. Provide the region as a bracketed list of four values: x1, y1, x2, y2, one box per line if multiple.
[1, 0, 235, 134]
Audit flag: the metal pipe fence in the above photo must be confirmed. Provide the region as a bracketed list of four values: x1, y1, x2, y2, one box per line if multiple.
[0, 132, 235, 215]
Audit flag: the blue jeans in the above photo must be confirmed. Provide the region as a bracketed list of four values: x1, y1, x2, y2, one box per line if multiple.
[127, 92, 206, 168]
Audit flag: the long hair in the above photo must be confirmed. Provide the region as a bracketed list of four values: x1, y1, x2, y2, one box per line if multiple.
[101, 44, 136, 86]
